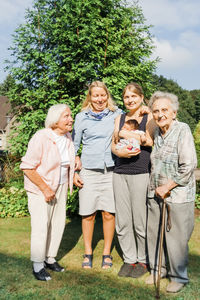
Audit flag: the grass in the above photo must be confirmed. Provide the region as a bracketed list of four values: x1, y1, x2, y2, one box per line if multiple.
[0, 213, 199, 300]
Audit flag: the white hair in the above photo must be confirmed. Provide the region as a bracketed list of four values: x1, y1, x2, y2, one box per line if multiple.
[148, 91, 179, 112]
[45, 104, 70, 129]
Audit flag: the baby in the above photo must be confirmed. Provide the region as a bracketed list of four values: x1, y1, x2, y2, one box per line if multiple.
[116, 119, 146, 152]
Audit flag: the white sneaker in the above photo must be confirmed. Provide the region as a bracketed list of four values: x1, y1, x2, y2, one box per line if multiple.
[166, 281, 185, 293]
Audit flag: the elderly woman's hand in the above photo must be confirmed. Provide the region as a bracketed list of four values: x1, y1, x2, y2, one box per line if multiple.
[73, 172, 84, 188]
[155, 185, 171, 200]
[116, 146, 141, 158]
[43, 186, 56, 202]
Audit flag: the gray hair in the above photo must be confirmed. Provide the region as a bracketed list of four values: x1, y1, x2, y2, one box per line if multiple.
[148, 91, 179, 112]
[45, 104, 70, 129]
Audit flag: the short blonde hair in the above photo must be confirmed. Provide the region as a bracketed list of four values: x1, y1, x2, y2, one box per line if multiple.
[45, 104, 70, 129]
[81, 81, 116, 112]
[148, 91, 179, 112]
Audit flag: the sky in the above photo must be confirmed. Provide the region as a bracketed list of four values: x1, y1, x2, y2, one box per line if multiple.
[0, 0, 200, 91]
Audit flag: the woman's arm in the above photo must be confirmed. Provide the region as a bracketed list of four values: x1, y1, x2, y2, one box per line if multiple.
[23, 169, 55, 202]
[142, 113, 157, 146]
[75, 156, 82, 171]
[172, 124, 197, 186]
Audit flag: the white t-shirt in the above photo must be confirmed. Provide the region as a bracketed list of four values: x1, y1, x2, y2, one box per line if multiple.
[52, 131, 70, 184]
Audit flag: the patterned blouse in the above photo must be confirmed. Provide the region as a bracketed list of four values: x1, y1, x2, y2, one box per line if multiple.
[148, 120, 197, 203]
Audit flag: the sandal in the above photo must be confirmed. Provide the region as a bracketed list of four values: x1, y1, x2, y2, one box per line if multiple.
[102, 255, 113, 269]
[82, 254, 93, 268]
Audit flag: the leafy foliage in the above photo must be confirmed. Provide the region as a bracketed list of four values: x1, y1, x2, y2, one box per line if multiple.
[0, 75, 16, 96]
[0, 184, 28, 218]
[195, 194, 200, 209]
[6, 0, 157, 156]
[194, 121, 200, 168]
[190, 89, 200, 123]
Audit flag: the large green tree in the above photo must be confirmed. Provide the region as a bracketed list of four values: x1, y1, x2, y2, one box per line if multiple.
[194, 121, 200, 168]
[0, 75, 16, 96]
[190, 89, 200, 123]
[6, 0, 156, 156]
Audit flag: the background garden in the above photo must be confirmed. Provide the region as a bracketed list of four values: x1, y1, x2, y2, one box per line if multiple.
[0, 0, 199, 299]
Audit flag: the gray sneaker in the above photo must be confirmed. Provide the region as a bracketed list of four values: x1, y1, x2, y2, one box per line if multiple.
[129, 263, 148, 278]
[118, 263, 137, 277]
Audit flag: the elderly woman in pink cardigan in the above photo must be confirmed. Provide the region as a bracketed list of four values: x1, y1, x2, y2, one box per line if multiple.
[20, 104, 75, 281]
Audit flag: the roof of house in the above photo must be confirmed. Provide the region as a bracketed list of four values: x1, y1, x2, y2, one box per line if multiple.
[0, 96, 11, 130]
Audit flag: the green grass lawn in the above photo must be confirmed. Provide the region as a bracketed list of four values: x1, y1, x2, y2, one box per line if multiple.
[0, 213, 199, 300]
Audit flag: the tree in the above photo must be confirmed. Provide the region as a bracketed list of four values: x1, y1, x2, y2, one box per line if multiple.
[6, 0, 157, 156]
[0, 75, 16, 97]
[190, 89, 200, 123]
[194, 121, 200, 168]
[152, 75, 197, 131]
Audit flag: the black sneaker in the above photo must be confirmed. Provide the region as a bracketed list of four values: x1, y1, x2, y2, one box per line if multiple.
[118, 263, 137, 277]
[33, 268, 51, 281]
[44, 261, 64, 272]
[129, 262, 148, 278]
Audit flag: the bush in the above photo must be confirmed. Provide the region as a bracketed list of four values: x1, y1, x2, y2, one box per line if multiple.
[67, 188, 79, 217]
[0, 184, 29, 218]
[195, 194, 200, 210]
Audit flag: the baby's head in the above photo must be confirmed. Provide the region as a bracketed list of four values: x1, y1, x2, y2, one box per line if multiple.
[122, 119, 139, 131]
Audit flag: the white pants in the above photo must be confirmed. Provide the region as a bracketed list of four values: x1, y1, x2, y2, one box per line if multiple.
[27, 183, 68, 262]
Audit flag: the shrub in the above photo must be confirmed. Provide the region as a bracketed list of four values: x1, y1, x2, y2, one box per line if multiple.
[0, 185, 29, 218]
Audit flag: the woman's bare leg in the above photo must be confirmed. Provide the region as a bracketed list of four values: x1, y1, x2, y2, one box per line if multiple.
[102, 211, 115, 268]
[82, 213, 96, 268]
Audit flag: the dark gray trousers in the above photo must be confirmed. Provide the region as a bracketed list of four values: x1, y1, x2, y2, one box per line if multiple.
[147, 198, 194, 283]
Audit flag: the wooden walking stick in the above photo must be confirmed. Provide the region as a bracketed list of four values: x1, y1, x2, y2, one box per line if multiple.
[156, 198, 167, 299]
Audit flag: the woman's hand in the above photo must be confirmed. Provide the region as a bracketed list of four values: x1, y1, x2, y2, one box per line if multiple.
[156, 180, 178, 200]
[73, 172, 84, 188]
[75, 156, 82, 171]
[113, 130, 120, 144]
[116, 146, 141, 158]
[140, 105, 150, 115]
[43, 187, 56, 202]
[155, 185, 171, 200]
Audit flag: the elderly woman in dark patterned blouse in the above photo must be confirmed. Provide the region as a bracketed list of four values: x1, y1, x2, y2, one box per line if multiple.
[145, 91, 197, 293]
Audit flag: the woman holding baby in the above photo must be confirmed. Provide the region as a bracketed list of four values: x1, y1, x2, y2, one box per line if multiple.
[112, 82, 156, 278]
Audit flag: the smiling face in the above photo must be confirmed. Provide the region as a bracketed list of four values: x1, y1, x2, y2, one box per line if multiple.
[53, 107, 73, 135]
[90, 87, 108, 113]
[123, 89, 144, 112]
[152, 98, 177, 134]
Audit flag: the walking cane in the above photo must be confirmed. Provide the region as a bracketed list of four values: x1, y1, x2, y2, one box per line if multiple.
[155, 197, 167, 299]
